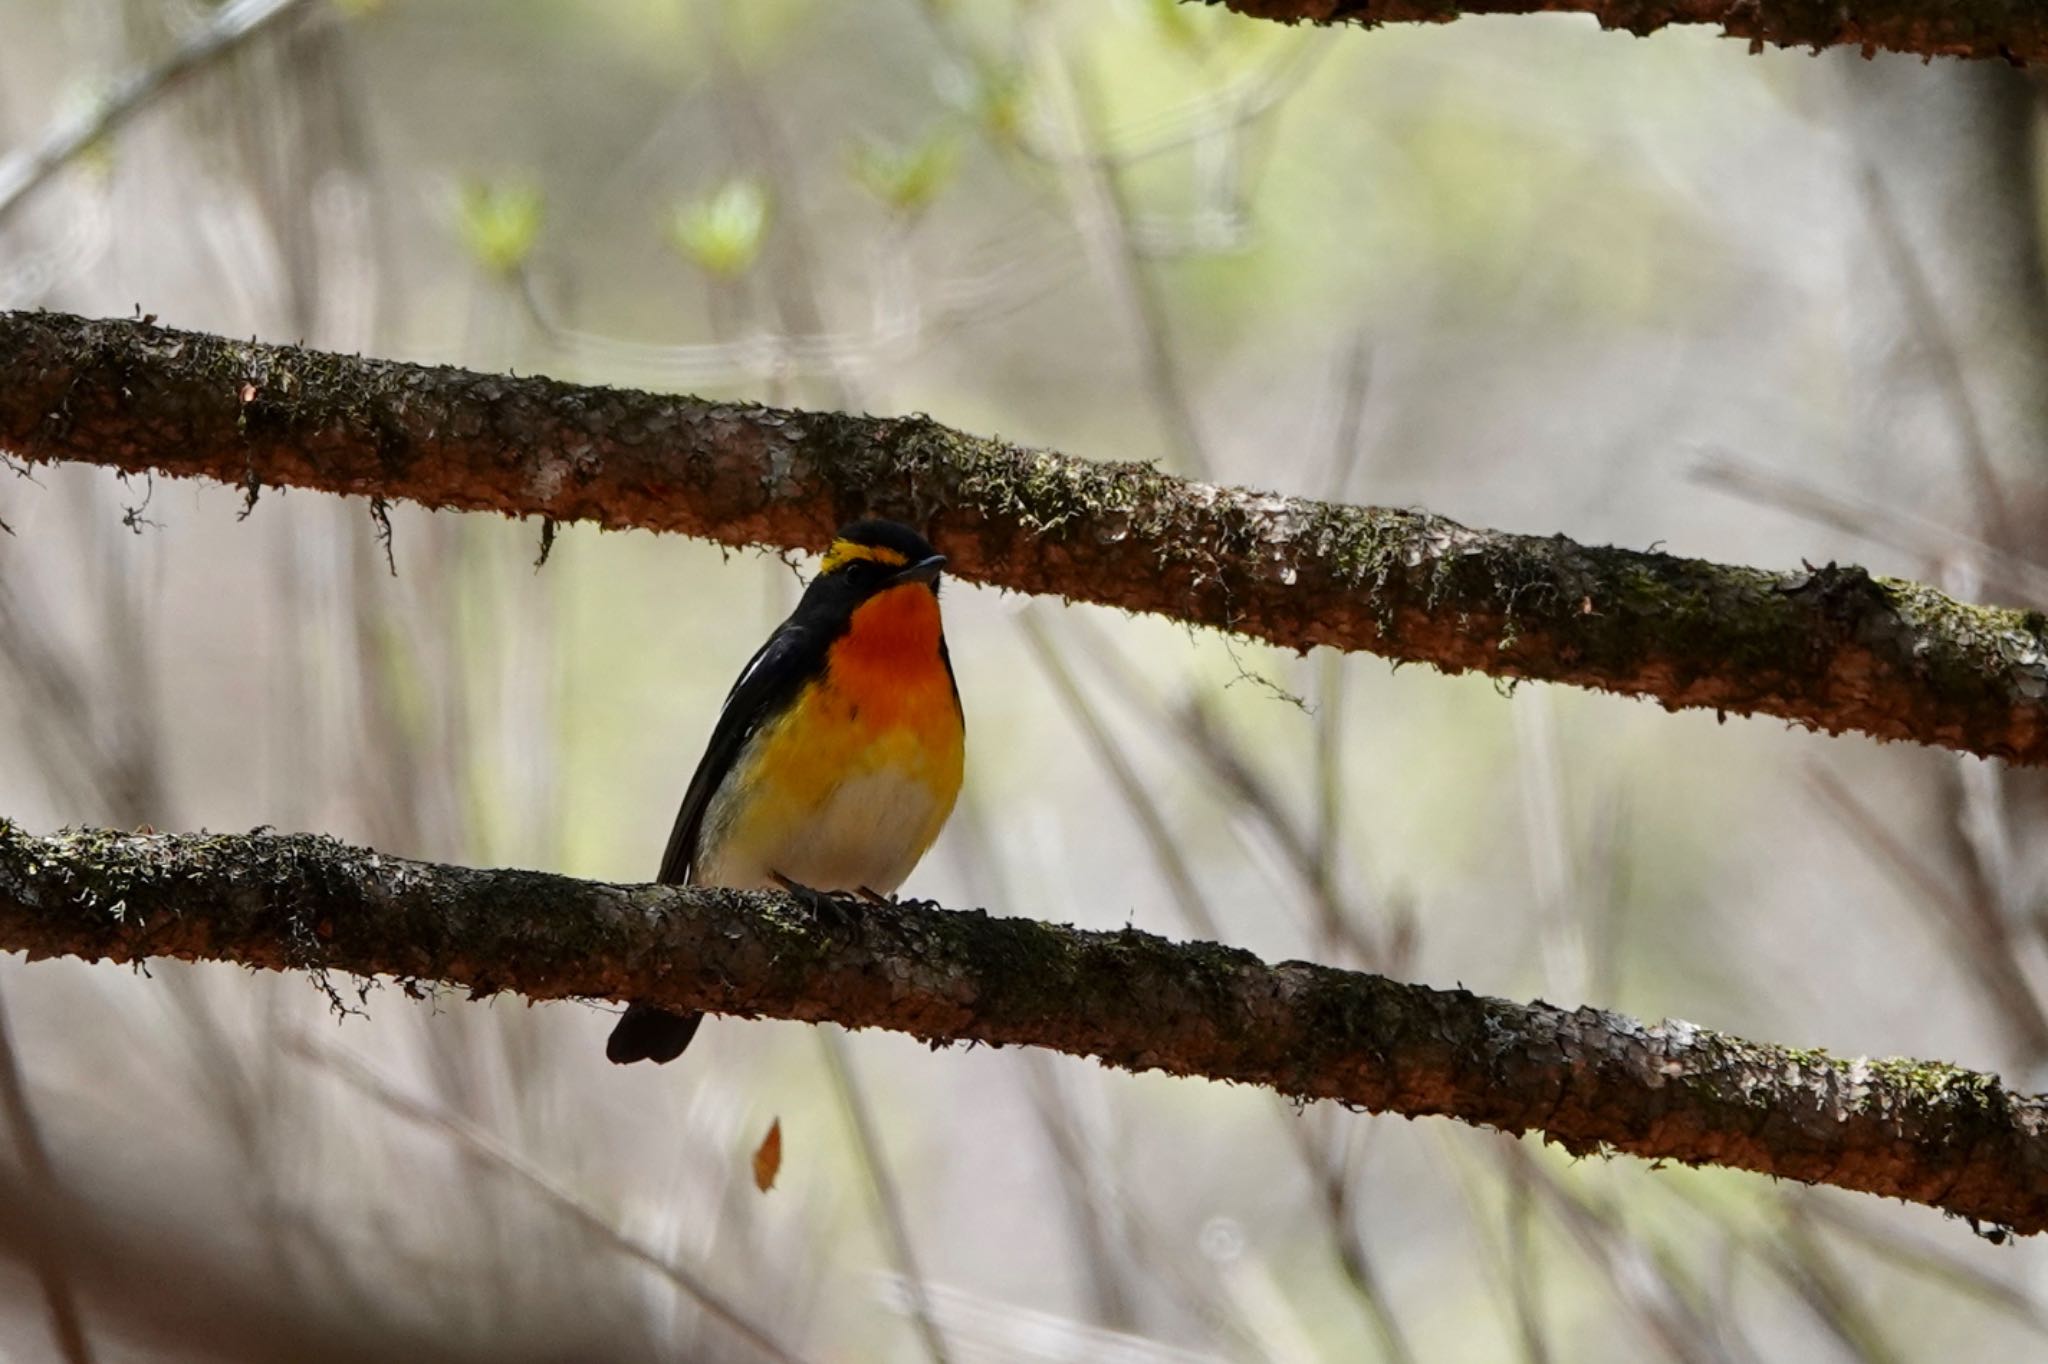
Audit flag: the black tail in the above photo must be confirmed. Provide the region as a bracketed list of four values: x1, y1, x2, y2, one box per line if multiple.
[606, 1002, 704, 1064]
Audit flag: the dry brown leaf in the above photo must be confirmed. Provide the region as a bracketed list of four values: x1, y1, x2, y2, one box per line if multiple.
[752, 1118, 782, 1193]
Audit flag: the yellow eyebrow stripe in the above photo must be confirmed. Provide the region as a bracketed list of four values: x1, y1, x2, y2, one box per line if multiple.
[821, 540, 909, 571]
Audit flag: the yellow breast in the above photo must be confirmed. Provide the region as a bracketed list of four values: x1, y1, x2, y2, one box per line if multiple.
[702, 583, 964, 892]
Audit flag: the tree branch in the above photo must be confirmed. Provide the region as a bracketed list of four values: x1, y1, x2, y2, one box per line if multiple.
[4, 309, 2046, 763]
[2, 819, 2045, 1235]
[1210, 0, 2048, 66]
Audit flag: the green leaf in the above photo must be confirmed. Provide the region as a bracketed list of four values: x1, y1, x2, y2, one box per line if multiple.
[971, 66, 1030, 147]
[1147, 0, 1208, 54]
[851, 129, 962, 217]
[454, 177, 544, 277]
[668, 179, 773, 279]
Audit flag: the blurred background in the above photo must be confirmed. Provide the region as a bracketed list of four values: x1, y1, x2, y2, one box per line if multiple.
[4, 0, 2048, 1359]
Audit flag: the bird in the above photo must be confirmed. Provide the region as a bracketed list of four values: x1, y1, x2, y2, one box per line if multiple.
[607, 518, 965, 1064]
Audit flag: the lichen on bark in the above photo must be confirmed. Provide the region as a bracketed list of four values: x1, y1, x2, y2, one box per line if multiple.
[6, 309, 2048, 764]
[1211, 0, 2048, 65]
[3, 818, 2047, 1235]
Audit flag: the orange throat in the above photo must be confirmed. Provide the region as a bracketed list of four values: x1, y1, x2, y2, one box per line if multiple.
[824, 584, 959, 737]
[834, 584, 944, 682]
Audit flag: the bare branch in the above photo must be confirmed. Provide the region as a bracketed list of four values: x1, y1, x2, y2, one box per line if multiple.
[4, 310, 2048, 764]
[2, 819, 2046, 1235]
[0, 0, 316, 228]
[1207, 0, 2048, 66]
[0, 988, 95, 1364]
[817, 1030, 953, 1364]
[288, 1034, 810, 1364]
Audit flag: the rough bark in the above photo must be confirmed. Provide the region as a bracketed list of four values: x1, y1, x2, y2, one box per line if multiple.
[1213, 0, 2048, 65]
[5, 309, 2047, 762]
[2, 819, 2045, 1235]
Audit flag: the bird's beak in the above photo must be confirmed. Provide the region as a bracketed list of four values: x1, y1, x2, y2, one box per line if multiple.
[893, 553, 947, 586]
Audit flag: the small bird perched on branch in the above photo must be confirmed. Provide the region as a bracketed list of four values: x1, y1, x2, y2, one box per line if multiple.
[607, 519, 965, 1063]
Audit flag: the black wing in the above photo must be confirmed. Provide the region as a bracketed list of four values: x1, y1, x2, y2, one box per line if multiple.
[656, 619, 825, 885]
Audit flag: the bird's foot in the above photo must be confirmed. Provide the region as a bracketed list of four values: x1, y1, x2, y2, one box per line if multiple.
[771, 872, 865, 930]
[855, 885, 949, 913]
[860, 886, 945, 913]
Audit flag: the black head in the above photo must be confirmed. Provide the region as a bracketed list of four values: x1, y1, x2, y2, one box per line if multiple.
[802, 519, 947, 612]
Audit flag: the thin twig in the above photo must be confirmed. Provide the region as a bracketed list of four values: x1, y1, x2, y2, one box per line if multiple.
[1857, 165, 2016, 555]
[955, 790, 1282, 1354]
[1026, 21, 1215, 480]
[1500, 1161, 1553, 1364]
[1312, 337, 1375, 924]
[1019, 610, 1226, 940]
[1690, 449, 2048, 607]
[285, 1032, 810, 1364]
[1173, 686, 1389, 966]
[0, 573, 120, 816]
[1752, 1210, 1906, 1364]
[818, 1029, 953, 1364]
[1806, 763, 2048, 1068]
[1494, 1142, 1749, 1364]
[0, 0, 316, 227]
[1014, 1050, 1284, 1357]
[1791, 1192, 2048, 1333]
[950, 789, 1150, 1334]
[1026, 612, 1416, 1358]
[1060, 605, 1389, 966]
[1432, 1137, 1554, 1364]
[0, 986, 95, 1364]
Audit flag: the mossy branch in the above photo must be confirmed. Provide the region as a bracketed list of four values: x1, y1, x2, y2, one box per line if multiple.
[4, 308, 2048, 763]
[2, 819, 2046, 1235]
[1211, 0, 2048, 65]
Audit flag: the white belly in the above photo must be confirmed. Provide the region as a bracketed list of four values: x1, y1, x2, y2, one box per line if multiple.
[695, 765, 951, 895]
